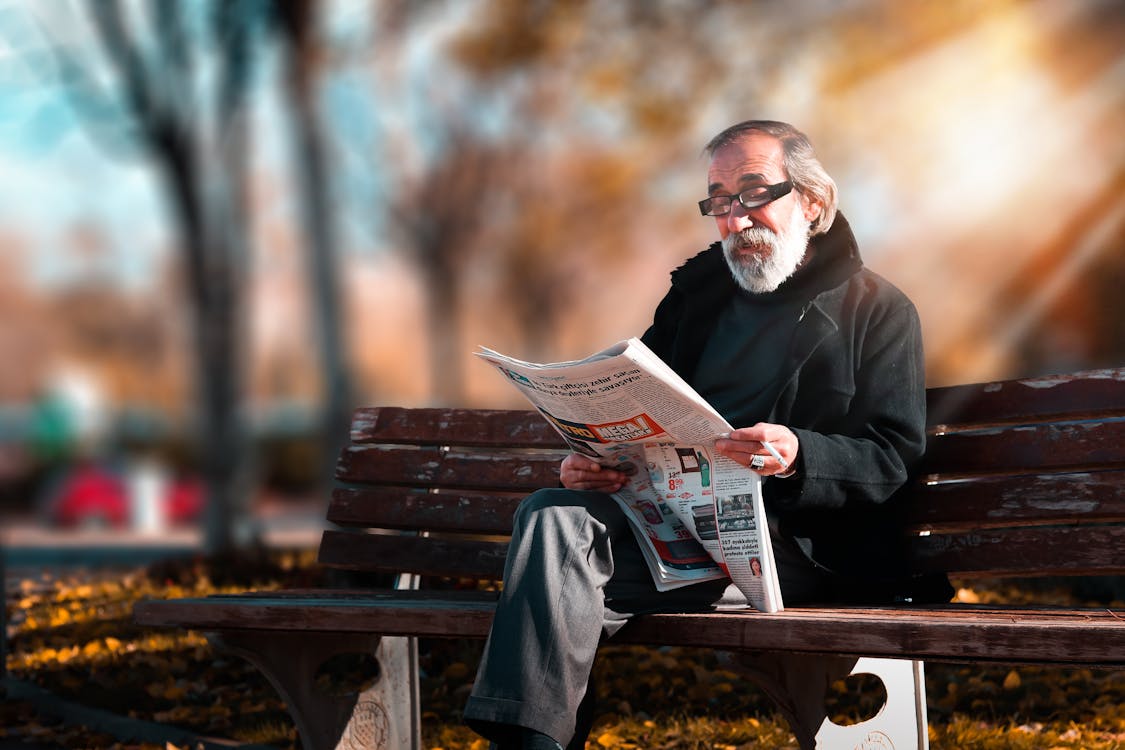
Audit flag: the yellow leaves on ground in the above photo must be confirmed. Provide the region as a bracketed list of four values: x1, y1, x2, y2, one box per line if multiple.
[10, 568, 284, 637]
[82, 636, 123, 658]
[6, 564, 296, 748]
[9, 630, 208, 671]
[145, 680, 188, 701]
[444, 739, 488, 750]
[932, 715, 1125, 749]
[595, 731, 627, 747]
[13, 574, 161, 634]
[153, 704, 227, 724]
[953, 579, 1123, 608]
[954, 587, 981, 603]
[443, 661, 472, 681]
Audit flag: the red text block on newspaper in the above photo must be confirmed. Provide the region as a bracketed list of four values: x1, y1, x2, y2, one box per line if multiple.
[540, 409, 668, 444]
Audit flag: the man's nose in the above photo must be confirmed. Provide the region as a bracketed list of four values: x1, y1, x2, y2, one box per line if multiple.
[726, 202, 754, 232]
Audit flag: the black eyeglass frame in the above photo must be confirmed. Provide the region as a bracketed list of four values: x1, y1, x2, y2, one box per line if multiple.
[698, 181, 793, 217]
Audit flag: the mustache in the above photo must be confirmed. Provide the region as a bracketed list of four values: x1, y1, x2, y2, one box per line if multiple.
[726, 226, 777, 249]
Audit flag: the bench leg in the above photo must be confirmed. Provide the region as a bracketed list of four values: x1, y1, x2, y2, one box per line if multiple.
[722, 653, 928, 750]
[211, 630, 421, 750]
[814, 658, 929, 750]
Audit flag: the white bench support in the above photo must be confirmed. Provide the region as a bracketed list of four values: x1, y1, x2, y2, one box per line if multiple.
[723, 653, 928, 750]
[337, 633, 420, 750]
[332, 572, 423, 750]
[815, 658, 928, 750]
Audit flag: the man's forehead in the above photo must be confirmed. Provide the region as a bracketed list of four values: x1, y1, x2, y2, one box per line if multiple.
[707, 171, 769, 194]
[707, 134, 785, 191]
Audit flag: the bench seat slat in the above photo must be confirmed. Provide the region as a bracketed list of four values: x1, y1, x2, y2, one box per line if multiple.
[909, 524, 1125, 577]
[907, 470, 1125, 531]
[926, 369, 1125, 430]
[336, 445, 566, 490]
[317, 529, 508, 579]
[351, 407, 563, 447]
[328, 487, 523, 533]
[133, 593, 1125, 667]
[919, 419, 1125, 476]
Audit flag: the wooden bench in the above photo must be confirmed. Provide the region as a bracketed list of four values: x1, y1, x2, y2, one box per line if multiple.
[134, 367, 1125, 750]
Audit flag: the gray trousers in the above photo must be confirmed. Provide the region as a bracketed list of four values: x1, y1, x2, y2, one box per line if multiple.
[463, 488, 759, 746]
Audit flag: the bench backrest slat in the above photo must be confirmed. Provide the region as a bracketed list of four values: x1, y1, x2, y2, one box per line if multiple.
[336, 445, 567, 491]
[328, 487, 523, 534]
[907, 470, 1125, 532]
[920, 419, 1125, 476]
[910, 525, 1125, 578]
[926, 369, 1125, 430]
[351, 407, 563, 447]
[318, 529, 507, 579]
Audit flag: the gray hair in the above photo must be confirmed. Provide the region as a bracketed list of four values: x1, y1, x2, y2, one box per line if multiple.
[705, 120, 838, 236]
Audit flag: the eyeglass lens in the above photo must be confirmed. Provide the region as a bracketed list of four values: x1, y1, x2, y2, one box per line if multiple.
[699, 182, 789, 216]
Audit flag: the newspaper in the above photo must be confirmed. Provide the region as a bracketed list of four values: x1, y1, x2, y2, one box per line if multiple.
[476, 338, 784, 613]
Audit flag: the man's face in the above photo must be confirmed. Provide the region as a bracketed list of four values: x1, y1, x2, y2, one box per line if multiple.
[707, 133, 819, 293]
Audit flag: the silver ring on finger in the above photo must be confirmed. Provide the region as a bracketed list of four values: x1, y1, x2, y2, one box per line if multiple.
[750, 454, 766, 470]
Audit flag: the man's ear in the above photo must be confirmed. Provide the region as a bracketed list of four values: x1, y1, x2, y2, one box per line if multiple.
[801, 194, 822, 224]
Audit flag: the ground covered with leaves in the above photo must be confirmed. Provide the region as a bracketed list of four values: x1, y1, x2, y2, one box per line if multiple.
[3, 553, 1124, 749]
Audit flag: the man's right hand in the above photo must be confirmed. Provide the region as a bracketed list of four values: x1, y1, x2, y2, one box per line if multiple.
[559, 453, 628, 493]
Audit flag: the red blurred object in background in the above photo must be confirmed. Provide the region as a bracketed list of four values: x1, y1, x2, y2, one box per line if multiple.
[50, 462, 204, 528]
[52, 462, 128, 528]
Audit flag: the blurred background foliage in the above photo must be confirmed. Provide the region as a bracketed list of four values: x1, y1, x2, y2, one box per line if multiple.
[0, 0, 1122, 550]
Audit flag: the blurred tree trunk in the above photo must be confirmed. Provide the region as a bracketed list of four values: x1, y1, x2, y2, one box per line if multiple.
[271, 0, 355, 489]
[389, 131, 502, 405]
[421, 237, 462, 405]
[87, 1, 260, 555]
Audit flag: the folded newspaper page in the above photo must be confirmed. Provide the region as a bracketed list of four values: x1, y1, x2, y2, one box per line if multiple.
[476, 338, 784, 613]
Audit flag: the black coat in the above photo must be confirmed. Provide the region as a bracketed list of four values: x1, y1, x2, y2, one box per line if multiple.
[641, 214, 950, 602]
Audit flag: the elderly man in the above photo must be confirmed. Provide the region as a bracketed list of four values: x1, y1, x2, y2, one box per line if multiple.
[463, 120, 951, 750]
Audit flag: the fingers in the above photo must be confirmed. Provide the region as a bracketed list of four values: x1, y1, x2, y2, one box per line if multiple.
[713, 443, 784, 474]
[714, 423, 798, 476]
[714, 439, 777, 474]
[560, 453, 628, 492]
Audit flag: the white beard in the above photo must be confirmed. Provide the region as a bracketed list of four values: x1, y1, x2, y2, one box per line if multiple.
[721, 204, 810, 294]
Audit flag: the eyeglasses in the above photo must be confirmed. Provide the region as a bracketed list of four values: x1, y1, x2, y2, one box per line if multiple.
[698, 181, 793, 217]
